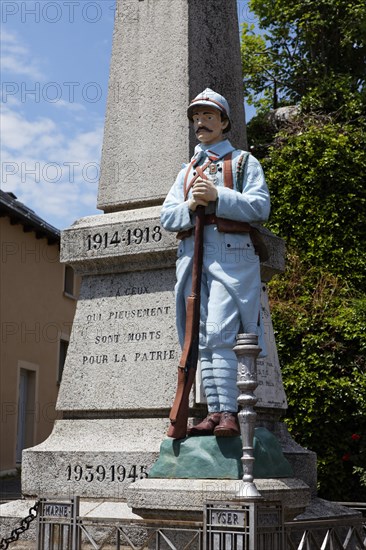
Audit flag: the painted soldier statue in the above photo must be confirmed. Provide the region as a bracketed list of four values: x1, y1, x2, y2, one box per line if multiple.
[161, 89, 270, 437]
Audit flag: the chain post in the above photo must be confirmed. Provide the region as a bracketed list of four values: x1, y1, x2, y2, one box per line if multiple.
[0, 500, 40, 549]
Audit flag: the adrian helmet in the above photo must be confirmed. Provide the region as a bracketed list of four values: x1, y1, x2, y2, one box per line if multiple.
[187, 88, 231, 132]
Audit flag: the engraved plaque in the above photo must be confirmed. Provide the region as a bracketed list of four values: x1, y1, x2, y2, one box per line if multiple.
[57, 269, 179, 412]
[256, 286, 287, 410]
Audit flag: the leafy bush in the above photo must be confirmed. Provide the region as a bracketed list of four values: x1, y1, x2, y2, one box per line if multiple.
[264, 118, 366, 500]
[269, 253, 366, 500]
[266, 118, 366, 289]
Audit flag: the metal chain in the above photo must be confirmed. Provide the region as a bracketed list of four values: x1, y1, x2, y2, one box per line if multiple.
[0, 500, 40, 549]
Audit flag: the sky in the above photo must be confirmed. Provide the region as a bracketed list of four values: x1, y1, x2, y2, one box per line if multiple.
[1, 1, 257, 230]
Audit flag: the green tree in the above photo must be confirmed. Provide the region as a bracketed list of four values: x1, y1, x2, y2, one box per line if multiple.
[263, 119, 366, 500]
[241, 0, 366, 115]
[241, 1, 366, 500]
[267, 120, 366, 289]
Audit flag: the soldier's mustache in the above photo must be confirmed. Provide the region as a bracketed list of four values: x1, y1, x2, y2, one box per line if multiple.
[196, 126, 212, 134]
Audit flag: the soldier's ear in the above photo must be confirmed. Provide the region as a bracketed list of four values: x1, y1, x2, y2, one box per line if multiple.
[221, 117, 229, 131]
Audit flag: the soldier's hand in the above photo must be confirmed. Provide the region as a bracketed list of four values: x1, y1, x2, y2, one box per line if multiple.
[188, 197, 208, 211]
[192, 178, 218, 203]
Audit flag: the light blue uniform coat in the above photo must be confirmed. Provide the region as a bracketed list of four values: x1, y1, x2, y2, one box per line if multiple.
[161, 139, 270, 412]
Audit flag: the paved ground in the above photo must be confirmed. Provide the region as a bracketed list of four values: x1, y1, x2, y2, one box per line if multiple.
[0, 473, 22, 502]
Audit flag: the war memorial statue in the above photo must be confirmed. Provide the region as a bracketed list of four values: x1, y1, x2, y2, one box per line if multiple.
[161, 88, 270, 439]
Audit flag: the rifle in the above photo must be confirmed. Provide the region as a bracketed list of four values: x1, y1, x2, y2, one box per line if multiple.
[167, 205, 205, 439]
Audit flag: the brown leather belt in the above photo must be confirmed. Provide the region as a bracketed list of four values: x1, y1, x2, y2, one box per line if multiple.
[176, 215, 251, 240]
[204, 213, 219, 225]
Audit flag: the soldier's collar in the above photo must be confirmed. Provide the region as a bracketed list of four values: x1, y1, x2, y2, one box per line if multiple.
[193, 139, 235, 161]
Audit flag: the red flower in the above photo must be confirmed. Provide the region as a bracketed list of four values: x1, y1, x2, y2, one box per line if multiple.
[351, 434, 361, 441]
[342, 453, 351, 461]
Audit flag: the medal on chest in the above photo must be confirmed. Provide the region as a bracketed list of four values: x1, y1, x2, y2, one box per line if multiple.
[209, 164, 218, 175]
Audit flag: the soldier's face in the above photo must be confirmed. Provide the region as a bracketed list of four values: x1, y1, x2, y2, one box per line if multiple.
[192, 107, 228, 145]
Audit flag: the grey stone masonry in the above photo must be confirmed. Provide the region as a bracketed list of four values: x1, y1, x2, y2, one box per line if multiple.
[21, 206, 289, 499]
[60, 210, 285, 280]
[19, 0, 291, 502]
[98, 0, 246, 212]
[5, 1, 360, 537]
[126, 478, 311, 522]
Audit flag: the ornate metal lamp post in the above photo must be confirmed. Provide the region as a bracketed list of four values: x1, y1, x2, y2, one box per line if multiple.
[234, 333, 262, 499]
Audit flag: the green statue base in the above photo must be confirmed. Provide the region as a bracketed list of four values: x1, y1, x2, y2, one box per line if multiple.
[149, 427, 293, 479]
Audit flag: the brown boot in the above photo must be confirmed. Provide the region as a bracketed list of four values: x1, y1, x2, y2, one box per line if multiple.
[187, 413, 221, 436]
[213, 412, 240, 437]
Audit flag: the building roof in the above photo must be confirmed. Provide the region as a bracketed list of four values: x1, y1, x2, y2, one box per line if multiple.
[0, 190, 60, 245]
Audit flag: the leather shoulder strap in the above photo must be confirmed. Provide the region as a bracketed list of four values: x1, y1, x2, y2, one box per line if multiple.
[184, 159, 212, 201]
[236, 151, 250, 193]
[183, 159, 196, 200]
[223, 153, 233, 189]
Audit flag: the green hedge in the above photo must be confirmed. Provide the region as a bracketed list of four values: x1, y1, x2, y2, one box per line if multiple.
[262, 117, 366, 500]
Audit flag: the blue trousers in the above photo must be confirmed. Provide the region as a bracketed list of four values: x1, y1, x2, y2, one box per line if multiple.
[183, 272, 241, 413]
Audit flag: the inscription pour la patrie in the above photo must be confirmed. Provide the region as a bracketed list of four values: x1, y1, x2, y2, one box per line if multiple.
[77, 221, 175, 365]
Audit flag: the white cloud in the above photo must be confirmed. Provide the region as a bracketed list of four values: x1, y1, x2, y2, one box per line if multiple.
[52, 99, 86, 112]
[1, 27, 107, 228]
[1, 105, 60, 150]
[1, 29, 45, 80]
[1, 104, 103, 229]
[0, 94, 21, 107]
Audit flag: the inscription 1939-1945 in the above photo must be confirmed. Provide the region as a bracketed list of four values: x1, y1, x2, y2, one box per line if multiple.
[86, 226, 162, 251]
[66, 464, 148, 483]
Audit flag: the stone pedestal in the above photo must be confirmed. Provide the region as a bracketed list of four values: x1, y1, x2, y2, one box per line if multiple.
[126, 478, 311, 522]
[21, 209, 291, 500]
[22, 207, 176, 499]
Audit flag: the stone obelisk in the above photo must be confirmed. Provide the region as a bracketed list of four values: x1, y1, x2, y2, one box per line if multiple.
[21, 0, 291, 502]
[98, 0, 247, 212]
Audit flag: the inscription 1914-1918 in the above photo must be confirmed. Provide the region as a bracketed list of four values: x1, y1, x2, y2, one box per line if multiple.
[86, 226, 162, 251]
